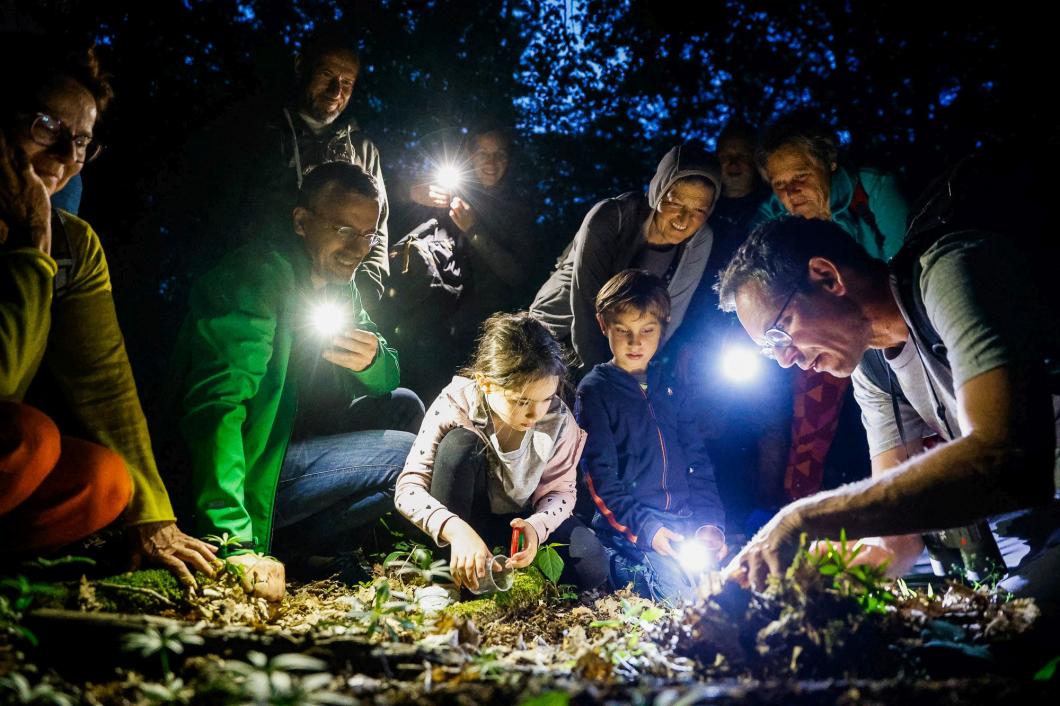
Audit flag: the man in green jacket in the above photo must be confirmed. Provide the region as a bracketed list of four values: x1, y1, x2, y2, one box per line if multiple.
[173, 162, 421, 600]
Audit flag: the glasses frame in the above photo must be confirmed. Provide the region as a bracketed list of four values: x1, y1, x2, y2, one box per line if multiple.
[307, 209, 382, 249]
[759, 284, 800, 359]
[29, 112, 103, 164]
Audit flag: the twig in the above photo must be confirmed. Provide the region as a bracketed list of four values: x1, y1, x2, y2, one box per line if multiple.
[95, 582, 177, 608]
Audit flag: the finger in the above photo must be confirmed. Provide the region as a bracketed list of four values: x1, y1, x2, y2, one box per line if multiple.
[340, 329, 376, 345]
[764, 547, 783, 579]
[176, 546, 218, 578]
[159, 553, 197, 588]
[330, 336, 376, 356]
[475, 552, 488, 578]
[322, 349, 372, 370]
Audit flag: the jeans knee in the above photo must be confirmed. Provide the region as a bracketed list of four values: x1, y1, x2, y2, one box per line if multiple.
[390, 388, 426, 432]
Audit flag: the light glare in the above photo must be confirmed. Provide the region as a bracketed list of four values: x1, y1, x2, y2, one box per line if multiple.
[311, 301, 347, 338]
[677, 540, 714, 575]
[435, 164, 463, 192]
[721, 345, 762, 383]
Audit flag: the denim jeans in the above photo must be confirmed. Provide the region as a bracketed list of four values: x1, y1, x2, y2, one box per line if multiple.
[593, 515, 699, 604]
[272, 389, 421, 555]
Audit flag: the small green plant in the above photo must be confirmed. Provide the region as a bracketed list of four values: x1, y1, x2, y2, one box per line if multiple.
[590, 599, 666, 630]
[203, 532, 247, 558]
[346, 581, 418, 641]
[221, 650, 353, 705]
[20, 555, 96, 571]
[0, 575, 66, 646]
[384, 542, 453, 584]
[122, 624, 204, 679]
[532, 543, 565, 585]
[0, 672, 77, 706]
[796, 530, 895, 615]
[139, 676, 191, 705]
[1034, 655, 1060, 681]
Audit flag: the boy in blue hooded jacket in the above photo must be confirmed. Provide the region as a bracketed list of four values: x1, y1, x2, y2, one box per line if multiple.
[575, 269, 727, 602]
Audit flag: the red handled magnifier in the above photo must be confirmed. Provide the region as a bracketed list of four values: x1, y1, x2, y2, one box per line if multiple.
[510, 526, 525, 556]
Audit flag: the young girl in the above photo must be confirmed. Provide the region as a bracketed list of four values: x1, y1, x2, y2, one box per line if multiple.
[395, 313, 593, 591]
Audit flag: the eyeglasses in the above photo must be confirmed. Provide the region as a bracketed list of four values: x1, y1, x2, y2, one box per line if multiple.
[309, 210, 381, 248]
[759, 284, 799, 359]
[29, 113, 103, 163]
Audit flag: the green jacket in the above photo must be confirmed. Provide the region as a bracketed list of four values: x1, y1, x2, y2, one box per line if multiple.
[757, 166, 909, 260]
[173, 236, 400, 552]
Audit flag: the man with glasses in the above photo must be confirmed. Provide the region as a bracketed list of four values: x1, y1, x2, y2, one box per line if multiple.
[716, 216, 1059, 616]
[171, 163, 423, 600]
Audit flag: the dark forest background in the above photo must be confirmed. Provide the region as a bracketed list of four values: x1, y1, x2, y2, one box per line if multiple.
[1, 0, 1054, 408]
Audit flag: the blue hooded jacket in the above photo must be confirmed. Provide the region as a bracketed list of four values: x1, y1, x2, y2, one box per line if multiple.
[575, 361, 725, 551]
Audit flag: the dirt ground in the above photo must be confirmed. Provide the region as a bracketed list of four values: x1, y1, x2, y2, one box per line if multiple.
[2, 545, 1058, 705]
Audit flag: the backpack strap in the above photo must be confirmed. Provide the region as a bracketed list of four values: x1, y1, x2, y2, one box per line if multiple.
[849, 173, 888, 258]
[51, 210, 76, 298]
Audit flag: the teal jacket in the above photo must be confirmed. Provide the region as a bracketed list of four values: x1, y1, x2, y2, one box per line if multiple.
[172, 236, 400, 552]
[756, 166, 909, 260]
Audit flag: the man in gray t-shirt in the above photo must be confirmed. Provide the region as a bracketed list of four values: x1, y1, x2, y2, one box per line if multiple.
[714, 216, 1058, 612]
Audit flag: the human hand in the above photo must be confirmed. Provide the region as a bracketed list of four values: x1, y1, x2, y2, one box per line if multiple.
[0, 129, 51, 253]
[409, 183, 453, 208]
[448, 196, 476, 232]
[723, 505, 803, 591]
[650, 526, 685, 558]
[695, 524, 729, 562]
[506, 518, 540, 569]
[127, 521, 218, 589]
[444, 518, 501, 591]
[227, 553, 286, 602]
[322, 328, 379, 372]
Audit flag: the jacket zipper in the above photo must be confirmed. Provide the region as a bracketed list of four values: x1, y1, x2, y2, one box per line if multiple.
[639, 386, 671, 511]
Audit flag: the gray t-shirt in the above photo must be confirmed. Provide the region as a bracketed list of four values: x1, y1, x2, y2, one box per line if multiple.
[852, 232, 1059, 468]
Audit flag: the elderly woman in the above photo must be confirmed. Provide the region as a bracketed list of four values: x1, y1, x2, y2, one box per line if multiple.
[755, 111, 908, 261]
[0, 35, 216, 586]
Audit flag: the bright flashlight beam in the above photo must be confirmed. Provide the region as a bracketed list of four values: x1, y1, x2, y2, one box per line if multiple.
[435, 164, 463, 192]
[311, 301, 348, 338]
[721, 345, 762, 383]
[677, 540, 714, 575]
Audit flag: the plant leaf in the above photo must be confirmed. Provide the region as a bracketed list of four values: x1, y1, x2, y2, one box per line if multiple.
[533, 545, 564, 584]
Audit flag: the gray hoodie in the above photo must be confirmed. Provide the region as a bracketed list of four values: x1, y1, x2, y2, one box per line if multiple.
[530, 144, 722, 369]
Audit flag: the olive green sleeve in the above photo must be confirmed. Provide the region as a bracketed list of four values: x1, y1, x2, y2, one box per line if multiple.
[45, 217, 176, 525]
[0, 247, 55, 400]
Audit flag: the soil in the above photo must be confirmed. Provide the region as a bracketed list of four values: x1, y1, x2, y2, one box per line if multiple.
[1, 552, 1057, 705]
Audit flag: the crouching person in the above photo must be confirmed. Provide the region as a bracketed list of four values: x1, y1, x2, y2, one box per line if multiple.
[576, 270, 726, 604]
[395, 313, 609, 593]
[172, 162, 422, 600]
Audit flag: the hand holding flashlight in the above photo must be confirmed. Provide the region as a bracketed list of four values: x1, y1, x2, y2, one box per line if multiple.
[651, 526, 685, 558]
[409, 182, 453, 208]
[322, 328, 379, 372]
[449, 196, 476, 232]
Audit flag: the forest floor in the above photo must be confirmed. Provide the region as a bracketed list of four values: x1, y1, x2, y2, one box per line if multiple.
[1, 533, 1058, 705]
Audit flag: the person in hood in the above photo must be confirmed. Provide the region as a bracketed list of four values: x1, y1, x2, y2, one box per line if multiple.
[531, 144, 722, 371]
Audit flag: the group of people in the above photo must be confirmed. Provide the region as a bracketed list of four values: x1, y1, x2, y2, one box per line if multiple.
[2, 30, 1057, 616]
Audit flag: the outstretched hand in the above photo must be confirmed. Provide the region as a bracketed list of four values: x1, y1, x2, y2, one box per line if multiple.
[723, 505, 804, 591]
[128, 521, 218, 589]
[227, 553, 286, 602]
[0, 129, 51, 253]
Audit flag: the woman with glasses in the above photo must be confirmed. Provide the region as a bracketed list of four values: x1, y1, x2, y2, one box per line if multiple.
[0, 35, 218, 585]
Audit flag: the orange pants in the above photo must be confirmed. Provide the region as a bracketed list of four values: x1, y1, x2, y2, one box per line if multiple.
[0, 401, 132, 552]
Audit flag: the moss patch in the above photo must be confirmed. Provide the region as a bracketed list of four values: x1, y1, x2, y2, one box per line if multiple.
[93, 569, 186, 614]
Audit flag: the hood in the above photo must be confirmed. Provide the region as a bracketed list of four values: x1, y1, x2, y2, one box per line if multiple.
[647, 143, 722, 218]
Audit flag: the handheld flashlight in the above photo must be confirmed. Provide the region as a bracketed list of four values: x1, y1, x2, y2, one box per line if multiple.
[677, 539, 716, 575]
[435, 163, 463, 193]
[720, 344, 762, 384]
[310, 301, 350, 339]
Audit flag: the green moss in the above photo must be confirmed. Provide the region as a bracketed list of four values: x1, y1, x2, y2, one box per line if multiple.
[444, 597, 500, 622]
[93, 569, 185, 614]
[493, 568, 547, 613]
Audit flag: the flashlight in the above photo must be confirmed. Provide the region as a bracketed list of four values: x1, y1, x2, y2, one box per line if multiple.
[720, 344, 762, 383]
[435, 163, 463, 193]
[310, 301, 349, 338]
[676, 539, 716, 575]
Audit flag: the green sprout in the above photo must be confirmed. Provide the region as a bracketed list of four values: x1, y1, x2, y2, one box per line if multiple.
[122, 624, 204, 679]
[0, 672, 76, 706]
[346, 581, 418, 641]
[221, 650, 353, 705]
[384, 542, 453, 585]
[796, 530, 895, 615]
